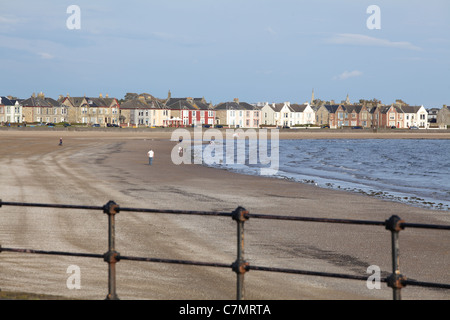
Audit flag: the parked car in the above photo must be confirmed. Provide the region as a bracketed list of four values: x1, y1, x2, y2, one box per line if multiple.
[107, 123, 119, 127]
[390, 126, 396, 129]
[92, 124, 100, 127]
[321, 125, 330, 129]
[282, 126, 290, 129]
[46, 122, 55, 127]
[63, 122, 71, 127]
[352, 126, 363, 129]
[409, 126, 419, 130]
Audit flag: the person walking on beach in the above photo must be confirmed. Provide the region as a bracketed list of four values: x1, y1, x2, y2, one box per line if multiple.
[59, 138, 63, 146]
[147, 149, 154, 165]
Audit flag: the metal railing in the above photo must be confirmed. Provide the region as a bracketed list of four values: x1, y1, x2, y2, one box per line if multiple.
[0, 199, 449, 300]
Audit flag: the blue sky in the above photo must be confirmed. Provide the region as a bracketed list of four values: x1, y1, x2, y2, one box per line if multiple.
[0, 0, 449, 107]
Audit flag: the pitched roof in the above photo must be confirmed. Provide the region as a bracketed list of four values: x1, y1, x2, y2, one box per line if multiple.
[214, 101, 256, 111]
[0, 96, 14, 106]
[400, 105, 424, 113]
[120, 99, 165, 109]
[166, 99, 197, 110]
[21, 96, 62, 107]
[63, 96, 118, 108]
[289, 103, 309, 112]
[321, 105, 341, 113]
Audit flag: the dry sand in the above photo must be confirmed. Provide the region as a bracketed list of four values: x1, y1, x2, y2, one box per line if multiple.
[0, 129, 449, 300]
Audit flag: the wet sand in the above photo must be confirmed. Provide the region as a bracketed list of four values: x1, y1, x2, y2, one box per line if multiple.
[0, 129, 449, 300]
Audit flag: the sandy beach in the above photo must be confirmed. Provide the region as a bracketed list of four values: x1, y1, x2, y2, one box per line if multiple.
[0, 128, 449, 300]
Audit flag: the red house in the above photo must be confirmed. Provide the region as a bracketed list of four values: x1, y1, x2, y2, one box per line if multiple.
[165, 96, 215, 127]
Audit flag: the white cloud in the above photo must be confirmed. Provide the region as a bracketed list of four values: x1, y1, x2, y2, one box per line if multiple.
[266, 27, 277, 35]
[38, 52, 54, 60]
[327, 33, 422, 51]
[333, 70, 363, 81]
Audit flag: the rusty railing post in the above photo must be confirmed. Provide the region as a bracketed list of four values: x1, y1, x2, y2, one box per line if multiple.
[103, 200, 120, 300]
[385, 215, 406, 300]
[231, 206, 249, 300]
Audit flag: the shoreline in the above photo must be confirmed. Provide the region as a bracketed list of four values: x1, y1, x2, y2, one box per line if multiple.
[1, 126, 450, 140]
[0, 130, 448, 300]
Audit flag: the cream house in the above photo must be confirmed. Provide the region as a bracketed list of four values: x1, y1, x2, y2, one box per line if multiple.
[60, 94, 120, 125]
[120, 97, 169, 127]
[214, 98, 260, 128]
[21, 92, 67, 123]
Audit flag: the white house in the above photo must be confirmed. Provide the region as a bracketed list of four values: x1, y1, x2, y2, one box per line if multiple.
[214, 99, 261, 128]
[401, 105, 428, 128]
[0, 96, 23, 123]
[261, 102, 315, 127]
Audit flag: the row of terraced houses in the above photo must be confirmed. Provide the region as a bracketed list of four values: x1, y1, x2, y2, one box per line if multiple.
[1, 91, 449, 129]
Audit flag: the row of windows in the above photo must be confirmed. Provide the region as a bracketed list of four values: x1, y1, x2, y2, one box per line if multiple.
[81, 108, 117, 114]
[0, 107, 22, 114]
[137, 110, 170, 117]
[229, 110, 259, 117]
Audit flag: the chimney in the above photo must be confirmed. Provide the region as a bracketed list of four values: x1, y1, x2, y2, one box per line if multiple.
[105, 93, 109, 98]
[234, 98, 240, 104]
[38, 92, 45, 98]
[99, 93, 103, 98]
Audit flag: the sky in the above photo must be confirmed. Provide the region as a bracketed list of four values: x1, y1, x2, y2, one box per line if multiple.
[0, 0, 449, 107]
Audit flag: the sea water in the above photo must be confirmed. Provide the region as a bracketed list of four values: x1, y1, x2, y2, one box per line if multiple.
[198, 139, 450, 211]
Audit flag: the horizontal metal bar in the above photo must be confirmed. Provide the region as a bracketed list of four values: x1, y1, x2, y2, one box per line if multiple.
[248, 213, 386, 227]
[119, 255, 231, 269]
[2, 246, 450, 291]
[1, 247, 103, 259]
[248, 264, 379, 282]
[0, 201, 104, 212]
[119, 207, 233, 218]
[402, 279, 450, 290]
[400, 222, 450, 231]
[2, 200, 449, 230]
